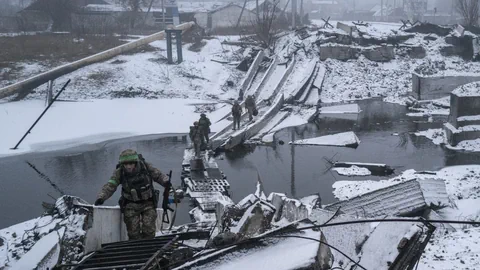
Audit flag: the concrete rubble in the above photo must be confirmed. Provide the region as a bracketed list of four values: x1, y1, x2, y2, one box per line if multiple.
[444, 82, 480, 146]
[171, 177, 443, 270]
[325, 178, 450, 217]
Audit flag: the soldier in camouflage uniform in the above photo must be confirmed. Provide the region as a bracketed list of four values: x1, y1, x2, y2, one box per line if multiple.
[231, 101, 242, 130]
[198, 113, 211, 143]
[189, 121, 205, 157]
[245, 95, 256, 121]
[94, 149, 170, 240]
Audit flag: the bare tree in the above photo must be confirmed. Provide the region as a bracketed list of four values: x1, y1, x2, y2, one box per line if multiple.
[456, 0, 480, 27]
[32, 0, 76, 31]
[119, 0, 148, 28]
[251, 0, 282, 50]
[236, 0, 248, 28]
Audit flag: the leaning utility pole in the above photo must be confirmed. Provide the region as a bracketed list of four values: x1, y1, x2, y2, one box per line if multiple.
[162, 0, 166, 29]
[300, 0, 304, 26]
[381, 0, 384, 21]
[292, 0, 297, 28]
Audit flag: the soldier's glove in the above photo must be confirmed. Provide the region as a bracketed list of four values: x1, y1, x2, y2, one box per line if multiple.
[94, 198, 104, 206]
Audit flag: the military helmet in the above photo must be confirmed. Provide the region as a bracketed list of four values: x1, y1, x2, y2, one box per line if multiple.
[119, 149, 139, 164]
[200, 113, 206, 117]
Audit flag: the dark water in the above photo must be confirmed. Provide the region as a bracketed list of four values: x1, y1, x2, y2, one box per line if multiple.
[1, 99, 480, 229]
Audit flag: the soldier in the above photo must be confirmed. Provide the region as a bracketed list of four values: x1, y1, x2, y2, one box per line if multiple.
[232, 101, 242, 130]
[94, 149, 170, 240]
[245, 95, 256, 121]
[189, 121, 205, 157]
[198, 113, 211, 143]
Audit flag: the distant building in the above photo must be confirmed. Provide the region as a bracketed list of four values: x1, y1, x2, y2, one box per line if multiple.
[17, 0, 180, 33]
[194, 3, 256, 30]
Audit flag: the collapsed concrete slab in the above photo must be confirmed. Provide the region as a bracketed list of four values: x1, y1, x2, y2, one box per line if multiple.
[173, 221, 333, 270]
[325, 178, 450, 217]
[290, 131, 360, 148]
[444, 83, 480, 146]
[231, 200, 276, 238]
[333, 161, 394, 176]
[362, 45, 395, 62]
[411, 72, 480, 100]
[309, 209, 435, 270]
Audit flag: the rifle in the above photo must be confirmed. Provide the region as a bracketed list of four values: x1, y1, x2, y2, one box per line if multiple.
[162, 170, 174, 225]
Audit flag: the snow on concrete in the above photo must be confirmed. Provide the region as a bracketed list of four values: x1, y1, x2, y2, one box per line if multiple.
[452, 81, 480, 97]
[257, 62, 286, 101]
[414, 128, 480, 152]
[319, 103, 360, 114]
[290, 131, 360, 147]
[0, 98, 230, 156]
[0, 212, 85, 268]
[9, 227, 65, 270]
[333, 165, 372, 176]
[447, 139, 480, 152]
[415, 128, 446, 145]
[458, 114, 480, 121]
[261, 107, 316, 142]
[332, 165, 480, 270]
[189, 229, 321, 270]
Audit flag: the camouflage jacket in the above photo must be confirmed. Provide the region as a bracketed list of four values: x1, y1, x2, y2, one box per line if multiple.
[189, 126, 204, 143]
[97, 162, 169, 201]
[232, 104, 242, 116]
[198, 117, 211, 131]
[245, 97, 255, 109]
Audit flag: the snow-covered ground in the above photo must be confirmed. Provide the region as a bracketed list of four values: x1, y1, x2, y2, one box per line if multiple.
[13, 38, 245, 101]
[332, 165, 480, 270]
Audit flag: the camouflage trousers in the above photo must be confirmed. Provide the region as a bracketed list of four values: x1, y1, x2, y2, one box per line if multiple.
[193, 140, 203, 157]
[233, 115, 241, 130]
[123, 201, 157, 240]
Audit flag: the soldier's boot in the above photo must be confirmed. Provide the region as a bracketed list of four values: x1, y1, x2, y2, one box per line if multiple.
[124, 210, 142, 240]
[141, 207, 157, 239]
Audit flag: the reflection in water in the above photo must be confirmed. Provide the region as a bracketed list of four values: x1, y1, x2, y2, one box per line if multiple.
[2, 100, 480, 229]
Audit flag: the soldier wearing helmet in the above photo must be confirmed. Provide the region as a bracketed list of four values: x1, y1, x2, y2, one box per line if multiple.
[231, 100, 242, 130]
[189, 121, 205, 157]
[198, 113, 211, 143]
[94, 149, 170, 240]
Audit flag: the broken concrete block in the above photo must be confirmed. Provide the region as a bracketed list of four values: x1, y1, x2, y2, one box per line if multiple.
[290, 131, 360, 148]
[233, 201, 276, 238]
[268, 192, 286, 221]
[398, 45, 426, 59]
[319, 45, 359, 61]
[207, 231, 239, 248]
[187, 222, 324, 269]
[325, 178, 449, 217]
[336, 22, 357, 36]
[423, 209, 456, 232]
[309, 209, 372, 268]
[356, 219, 433, 269]
[279, 198, 310, 223]
[362, 45, 395, 62]
[317, 232, 334, 269]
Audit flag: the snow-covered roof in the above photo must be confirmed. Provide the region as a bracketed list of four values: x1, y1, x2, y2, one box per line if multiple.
[312, 0, 339, 4]
[177, 1, 230, 13]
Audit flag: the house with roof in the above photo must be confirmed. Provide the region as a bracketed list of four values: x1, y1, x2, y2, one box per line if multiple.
[18, 0, 180, 32]
[194, 3, 257, 30]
